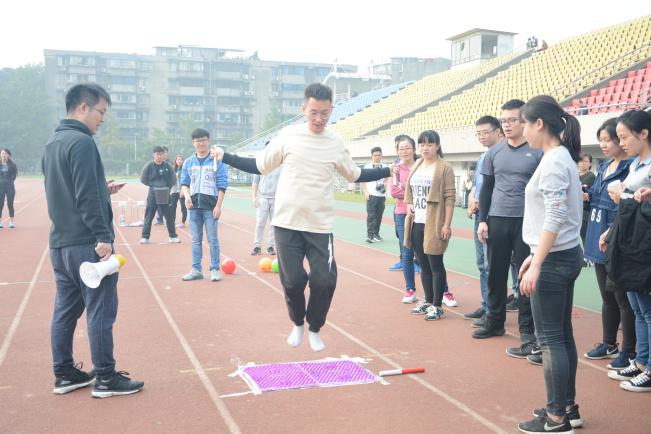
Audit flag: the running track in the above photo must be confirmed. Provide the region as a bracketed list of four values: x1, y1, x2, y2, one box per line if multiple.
[0, 179, 648, 433]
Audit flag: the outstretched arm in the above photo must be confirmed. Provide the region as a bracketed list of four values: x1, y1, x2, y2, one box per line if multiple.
[221, 152, 261, 175]
[357, 166, 391, 182]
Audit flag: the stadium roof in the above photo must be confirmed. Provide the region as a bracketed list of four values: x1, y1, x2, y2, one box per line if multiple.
[447, 28, 517, 41]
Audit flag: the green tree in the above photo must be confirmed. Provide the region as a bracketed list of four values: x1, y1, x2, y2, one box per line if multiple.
[261, 101, 283, 132]
[167, 115, 198, 156]
[0, 65, 50, 173]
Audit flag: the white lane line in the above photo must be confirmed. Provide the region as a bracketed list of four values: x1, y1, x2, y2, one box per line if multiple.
[218, 221, 506, 434]
[115, 225, 241, 434]
[0, 246, 49, 368]
[0, 192, 45, 224]
[222, 217, 608, 373]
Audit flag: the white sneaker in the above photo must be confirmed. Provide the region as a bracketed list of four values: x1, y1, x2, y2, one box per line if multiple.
[210, 269, 222, 281]
[168, 237, 181, 243]
[402, 290, 416, 304]
[443, 292, 458, 307]
[8, 221, 15, 228]
[139, 238, 151, 244]
[182, 269, 203, 281]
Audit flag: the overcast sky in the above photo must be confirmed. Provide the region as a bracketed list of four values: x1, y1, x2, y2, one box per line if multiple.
[2, 1, 649, 70]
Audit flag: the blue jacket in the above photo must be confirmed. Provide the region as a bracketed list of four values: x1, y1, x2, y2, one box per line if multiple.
[180, 153, 229, 210]
[584, 158, 633, 263]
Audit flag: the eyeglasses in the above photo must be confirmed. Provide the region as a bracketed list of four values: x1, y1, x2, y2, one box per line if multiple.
[475, 129, 497, 137]
[398, 146, 414, 151]
[90, 106, 107, 116]
[499, 117, 520, 125]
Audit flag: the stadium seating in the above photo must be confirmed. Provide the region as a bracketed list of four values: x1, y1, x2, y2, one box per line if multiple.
[329, 82, 413, 123]
[375, 16, 650, 137]
[329, 51, 525, 140]
[568, 63, 651, 115]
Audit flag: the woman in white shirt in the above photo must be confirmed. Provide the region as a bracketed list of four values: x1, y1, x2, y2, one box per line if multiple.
[403, 130, 456, 321]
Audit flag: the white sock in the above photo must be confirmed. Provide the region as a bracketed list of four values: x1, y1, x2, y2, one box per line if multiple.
[308, 331, 325, 352]
[286, 325, 304, 347]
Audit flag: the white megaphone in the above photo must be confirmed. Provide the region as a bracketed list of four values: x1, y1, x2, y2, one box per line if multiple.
[80, 254, 126, 288]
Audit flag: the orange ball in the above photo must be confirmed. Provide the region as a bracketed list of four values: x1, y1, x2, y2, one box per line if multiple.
[258, 257, 273, 272]
[221, 259, 236, 274]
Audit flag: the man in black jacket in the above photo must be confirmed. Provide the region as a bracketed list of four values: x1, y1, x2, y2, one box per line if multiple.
[42, 83, 143, 398]
[139, 146, 180, 244]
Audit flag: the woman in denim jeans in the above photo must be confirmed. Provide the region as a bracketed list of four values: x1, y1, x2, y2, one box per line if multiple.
[390, 135, 418, 304]
[604, 110, 651, 392]
[517, 95, 584, 434]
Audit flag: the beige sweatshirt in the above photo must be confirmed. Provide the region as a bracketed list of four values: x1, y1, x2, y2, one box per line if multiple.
[256, 124, 361, 233]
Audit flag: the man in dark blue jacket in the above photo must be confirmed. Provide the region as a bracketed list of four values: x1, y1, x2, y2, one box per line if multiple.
[42, 83, 143, 398]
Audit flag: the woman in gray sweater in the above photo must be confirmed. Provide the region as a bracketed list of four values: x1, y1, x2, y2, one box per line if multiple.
[516, 95, 583, 434]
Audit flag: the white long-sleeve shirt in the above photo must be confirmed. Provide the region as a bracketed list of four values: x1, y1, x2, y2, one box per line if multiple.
[523, 146, 582, 252]
[256, 124, 362, 233]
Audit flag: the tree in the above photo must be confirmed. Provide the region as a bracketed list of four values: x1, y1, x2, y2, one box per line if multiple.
[261, 101, 283, 132]
[0, 65, 50, 173]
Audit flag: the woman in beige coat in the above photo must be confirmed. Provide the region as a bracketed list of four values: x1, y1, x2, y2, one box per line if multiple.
[404, 130, 456, 320]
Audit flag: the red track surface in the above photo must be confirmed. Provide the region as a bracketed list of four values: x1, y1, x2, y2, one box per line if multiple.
[0, 180, 649, 433]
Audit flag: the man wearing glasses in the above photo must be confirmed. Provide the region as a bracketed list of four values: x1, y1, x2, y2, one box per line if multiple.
[464, 115, 502, 322]
[43, 83, 144, 398]
[180, 129, 228, 282]
[473, 100, 543, 364]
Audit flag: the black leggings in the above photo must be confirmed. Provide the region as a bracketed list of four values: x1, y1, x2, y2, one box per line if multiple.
[411, 223, 446, 306]
[594, 263, 636, 353]
[0, 183, 15, 218]
[169, 193, 187, 225]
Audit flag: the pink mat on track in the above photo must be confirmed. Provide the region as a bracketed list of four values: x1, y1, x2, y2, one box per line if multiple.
[240, 359, 377, 393]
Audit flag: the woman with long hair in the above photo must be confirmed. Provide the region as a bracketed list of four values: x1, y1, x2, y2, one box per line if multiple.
[517, 96, 584, 433]
[0, 148, 17, 228]
[404, 130, 456, 321]
[170, 154, 187, 227]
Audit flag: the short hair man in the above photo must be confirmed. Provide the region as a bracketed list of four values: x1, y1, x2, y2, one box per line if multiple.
[214, 83, 390, 352]
[180, 128, 229, 282]
[251, 141, 281, 256]
[473, 100, 543, 363]
[139, 146, 180, 244]
[360, 146, 388, 243]
[464, 115, 502, 320]
[154, 146, 171, 225]
[42, 83, 143, 398]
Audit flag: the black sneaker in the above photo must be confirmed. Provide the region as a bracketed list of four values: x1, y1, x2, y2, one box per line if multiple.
[365, 237, 374, 243]
[527, 353, 543, 366]
[518, 414, 574, 433]
[471, 313, 486, 328]
[506, 295, 519, 312]
[53, 362, 96, 395]
[620, 372, 651, 392]
[267, 246, 276, 255]
[533, 404, 582, 428]
[507, 343, 540, 359]
[373, 235, 383, 242]
[608, 361, 643, 381]
[472, 325, 505, 339]
[251, 246, 262, 256]
[92, 371, 144, 398]
[464, 307, 484, 320]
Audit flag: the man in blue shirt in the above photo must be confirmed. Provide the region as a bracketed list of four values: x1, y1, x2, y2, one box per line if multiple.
[180, 128, 229, 282]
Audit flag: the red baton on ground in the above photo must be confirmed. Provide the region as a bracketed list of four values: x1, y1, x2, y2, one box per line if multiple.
[379, 367, 425, 377]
